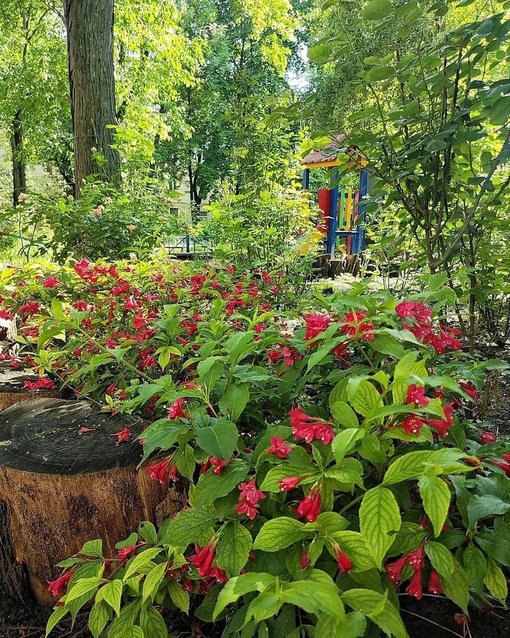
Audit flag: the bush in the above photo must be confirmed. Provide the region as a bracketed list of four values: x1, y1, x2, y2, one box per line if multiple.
[1, 259, 509, 638]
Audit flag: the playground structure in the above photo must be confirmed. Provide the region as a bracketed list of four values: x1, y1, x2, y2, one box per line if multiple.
[302, 135, 369, 258]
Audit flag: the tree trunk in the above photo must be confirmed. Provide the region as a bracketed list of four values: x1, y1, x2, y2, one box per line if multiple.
[10, 110, 27, 207]
[0, 363, 59, 411]
[63, 0, 121, 196]
[0, 398, 184, 606]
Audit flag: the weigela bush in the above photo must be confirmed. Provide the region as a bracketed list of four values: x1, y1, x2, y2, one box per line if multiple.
[0, 259, 509, 638]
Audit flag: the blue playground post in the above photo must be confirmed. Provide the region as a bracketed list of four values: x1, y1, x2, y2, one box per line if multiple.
[352, 168, 368, 254]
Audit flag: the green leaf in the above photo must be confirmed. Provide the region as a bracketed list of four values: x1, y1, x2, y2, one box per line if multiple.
[224, 331, 255, 364]
[88, 601, 109, 638]
[365, 66, 396, 82]
[216, 522, 253, 576]
[81, 539, 104, 559]
[142, 562, 167, 603]
[484, 557, 508, 603]
[440, 560, 470, 612]
[194, 462, 249, 507]
[101, 600, 140, 637]
[325, 457, 364, 488]
[160, 505, 218, 546]
[463, 545, 486, 592]
[330, 531, 378, 570]
[253, 518, 309, 552]
[98, 580, 123, 616]
[214, 573, 277, 619]
[329, 380, 348, 408]
[282, 580, 345, 620]
[359, 487, 401, 568]
[259, 464, 319, 492]
[167, 580, 190, 613]
[370, 334, 405, 358]
[308, 44, 334, 64]
[218, 384, 250, 422]
[349, 380, 383, 416]
[124, 548, 163, 580]
[425, 541, 454, 577]
[467, 495, 510, 529]
[383, 449, 467, 485]
[46, 606, 69, 636]
[363, 0, 393, 20]
[330, 401, 360, 429]
[331, 429, 364, 463]
[245, 592, 284, 625]
[419, 475, 451, 537]
[341, 589, 409, 638]
[195, 420, 238, 460]
[316, 612, 366, 638]
[65, 577, 104, 603]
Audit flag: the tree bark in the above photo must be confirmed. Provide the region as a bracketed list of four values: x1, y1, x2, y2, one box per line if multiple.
[63, 0, 121, 196]
[0, 398, 184, 606]
[10, 110, 27, 206]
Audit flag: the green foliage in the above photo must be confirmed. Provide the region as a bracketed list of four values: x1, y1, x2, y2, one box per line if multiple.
[5, 260, 507, 636]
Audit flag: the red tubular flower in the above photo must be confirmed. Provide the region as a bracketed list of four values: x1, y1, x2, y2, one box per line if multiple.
[401, 415, 426, 435]
[146, 458, 171, 483]
[47, 571, 73, 598]
[395, 301, 432, 324]
[303, 313, 331, 340]
[42, 276, 59, 288]
[279, 476, 301, 491]
[426, 403, 454, 437]
[289, 408, 335, 445]
[296, 487, 321, 523]
[117, 544, 139, 562]
[189, 541, 216, 578]
[112, 427, 133, 445]
[460, 381, 479, 401]
[210, 457, 227, 474]
[167, 397, 186, 419]
[407, 545, 425, 570]
[480, 431, 497, 444]
[300, 550, 310, 569]
[492, 459, 510, 476]
[340, 310, 375, 341]
[19, 301, 41, 315]
[427, 569, 442, 594]
[406, 569, 423, 600]
[236, 479, 265, 520]
[336, 548, 353, 573]
[385, 556, 408, 584]
[24, 377, 56, 391]
[267, 437, 292, 459]
[405, 384, 429, 407]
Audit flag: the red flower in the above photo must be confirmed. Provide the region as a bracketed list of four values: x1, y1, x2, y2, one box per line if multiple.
[405, 384, 429, 407]
[0, 308, 14, 321]
[210, 457, 227, 475]
[427, 569, 442, 594]
[47, 571, 73, 598]
[189, 541, 216, 578]
[406, 569, 423, 600]
[289, 408, 335, 445]
[426, 403, 454, 437]
[279, 476, 301, 491]
[300, 550, 310, 569]
[112, 427, 133, 445]
[340, 310, 375, 341]
[117, 545, 139, 561]
[460, 381, 479, 401]
[236, 479, 265, 520]
[42, 276, 59, 288]
[146, 458, 171, 483]
[492, 459, 510, 476]
[167, 397, 186, 419]
[401, 415, 426, 435]
[395, 301, 432, 324]
[303, 313, 331, 340]
[480, 431, 497, 444]
[407, 545, 425, 569]
[385, 556, 408, 584]
[19, 301, 40, 315]
[267, 437, 292, 459]
[296, 487, 321, 522]
[334, 545, 353, 573]
[23, 377, 56, 391]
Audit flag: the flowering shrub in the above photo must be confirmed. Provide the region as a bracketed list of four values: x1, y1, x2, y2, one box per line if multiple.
[1, 259, 509, 638]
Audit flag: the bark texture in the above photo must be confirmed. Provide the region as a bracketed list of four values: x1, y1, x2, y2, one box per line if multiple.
[63, 0, 121, 195]
[0, 364, 59, 411]
[10, 110, 27, 206]
[0, 399, 185, 606]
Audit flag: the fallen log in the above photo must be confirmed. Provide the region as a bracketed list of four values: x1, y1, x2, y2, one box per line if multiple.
[0, 398, 184, 606]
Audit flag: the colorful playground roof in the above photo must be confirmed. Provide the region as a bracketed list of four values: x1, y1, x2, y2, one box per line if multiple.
[302, 134, 368, 169]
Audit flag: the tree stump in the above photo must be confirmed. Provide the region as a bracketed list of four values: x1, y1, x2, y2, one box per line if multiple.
[0, 398, 185, 606]
[0, 362, 59, 411]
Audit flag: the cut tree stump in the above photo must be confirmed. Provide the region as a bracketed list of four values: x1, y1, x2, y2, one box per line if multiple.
[0, 361, 59, 411]
[0, 398, 185, 606]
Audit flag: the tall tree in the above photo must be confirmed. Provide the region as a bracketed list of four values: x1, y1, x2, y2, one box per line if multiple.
[63, 0, 121, 195]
